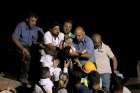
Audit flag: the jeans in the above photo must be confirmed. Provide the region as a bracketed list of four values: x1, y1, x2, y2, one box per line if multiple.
[100, 73, 111, 93]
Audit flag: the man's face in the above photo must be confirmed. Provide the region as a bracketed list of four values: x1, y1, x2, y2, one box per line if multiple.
[92, 35, 102, 48]
[63, 22, 72, 34]
[27, 16, 37, 28]
[51, 26, 60, 37]
[75, 27, 85, 42]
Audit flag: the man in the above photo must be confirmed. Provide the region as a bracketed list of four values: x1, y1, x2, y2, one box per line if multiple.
[40, 21, 64, 68]
[63, 19, 75, 40]
[44, 21, 64, 47]
[12, 13, 44, 84]
[73, 26, 95, 65]
[92, 33, 118, 93]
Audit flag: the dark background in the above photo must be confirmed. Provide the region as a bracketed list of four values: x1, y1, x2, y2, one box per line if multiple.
[0, 2, 139, 79]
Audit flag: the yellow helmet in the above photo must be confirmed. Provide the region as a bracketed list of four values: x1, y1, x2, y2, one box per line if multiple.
[82, 61, 96, 74]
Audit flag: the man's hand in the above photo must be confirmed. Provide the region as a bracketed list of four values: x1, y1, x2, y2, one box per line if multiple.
[22, 48, 30, 56]
[22, 48, 30, 63]
[81, 49, 86, 54]
[74, 58, 82, 68]
[64, 60, 70, 68]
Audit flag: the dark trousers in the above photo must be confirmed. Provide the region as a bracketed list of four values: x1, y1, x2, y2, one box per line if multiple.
[19, 53, 31, 83]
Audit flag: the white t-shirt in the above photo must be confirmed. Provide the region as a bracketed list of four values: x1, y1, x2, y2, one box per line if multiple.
[34, 78, 54, 93]
[123, 86, 131, 93]
[95, 43, 114, 74]
[49, 67, 68, 81]
[50, 67, 62, 81]
[44, 31, 64, 46]
[40, 31, 64, 68]
[40, 55, 53, 68]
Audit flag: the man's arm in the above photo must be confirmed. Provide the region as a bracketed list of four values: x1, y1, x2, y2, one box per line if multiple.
[85, 37, 96, 62]
[85, 37, 94, 54]
[111, 56, 118, 73]
[12, 35, 24, 50]
[106, 45, 118, 73]
[12, 24, 30, 58]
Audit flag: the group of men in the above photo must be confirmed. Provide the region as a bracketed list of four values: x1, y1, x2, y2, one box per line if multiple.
[12, 13, 118, 93]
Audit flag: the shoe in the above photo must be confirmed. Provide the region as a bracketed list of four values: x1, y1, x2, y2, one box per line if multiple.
[0, 72, 5, 77]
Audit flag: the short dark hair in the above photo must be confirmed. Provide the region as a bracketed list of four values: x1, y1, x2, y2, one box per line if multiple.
[73, 70, 83, 84]
[112, 76, 124, 91]
[92, 32, 101, 38]
[88, 71, 100, 88]
[49, 20, 60, 29]
[41, 67, 49, 76]
[64, 19, 72, 24]
[27, 12, 38, 19]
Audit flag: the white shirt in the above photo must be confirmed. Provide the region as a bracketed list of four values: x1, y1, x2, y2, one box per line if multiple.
[123, 86, 131, 93]
[40, 31, 64, 68]
[50, 67, 62, 81]
[40, 55, 53, 68]
[34, 78, 54, 93]
[95, 43, 114, 74]
[44, 31, 64, 47]
[49, 67, 68, 81]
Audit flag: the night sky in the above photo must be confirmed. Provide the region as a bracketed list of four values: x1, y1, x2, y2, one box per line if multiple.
[0, 2, 139, 78]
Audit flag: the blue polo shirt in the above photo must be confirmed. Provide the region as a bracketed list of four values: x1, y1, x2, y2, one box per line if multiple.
[73, 35, 96, 65]
[12, 21, 44, 47]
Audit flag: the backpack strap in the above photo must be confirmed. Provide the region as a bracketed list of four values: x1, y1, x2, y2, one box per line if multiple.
[37, 82, 47, 93]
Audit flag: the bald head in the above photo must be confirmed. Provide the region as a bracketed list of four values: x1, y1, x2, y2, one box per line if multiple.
[92, 33, 102, 48]
[75, 26, 85, 42]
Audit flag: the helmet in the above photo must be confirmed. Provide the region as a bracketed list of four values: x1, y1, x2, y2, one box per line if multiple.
[82, 61, 96, 74]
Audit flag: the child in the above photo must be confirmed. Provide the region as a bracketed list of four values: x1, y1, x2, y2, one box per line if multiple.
[88, 71, 105, 93]
[81, 61, 97, 87]
[50, 57, 62, 82]
[60, 36, 79, 59]
[34, 67, 54, 93]
[50, 57, 69, 82]
[57, 73, 69, 93]
[111, 75, 131, 93]
[72, 67, 91, 93]
[50, 57, 70, 92]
